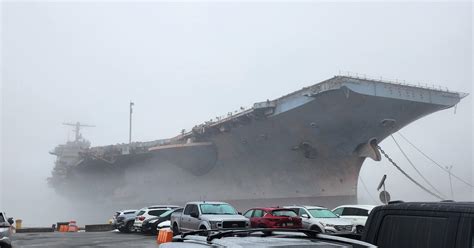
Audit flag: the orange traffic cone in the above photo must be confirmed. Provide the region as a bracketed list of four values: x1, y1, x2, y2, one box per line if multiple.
[157, 228, 173, 244]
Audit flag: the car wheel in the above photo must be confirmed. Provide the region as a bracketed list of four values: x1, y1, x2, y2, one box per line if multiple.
[258, 224, 271, 236]
[310, 225, 322, 233]
[356, 225, 364, 234]
[126, 221, 134, 233]
[172, 223, 180, 236]
[199, 226, 209, 236]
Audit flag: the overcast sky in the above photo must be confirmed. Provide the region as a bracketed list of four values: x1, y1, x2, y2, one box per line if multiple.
[1, 1, 472, 225]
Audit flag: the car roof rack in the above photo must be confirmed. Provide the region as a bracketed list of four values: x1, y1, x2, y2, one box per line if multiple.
[206, 228, 319, 242]
[388, 200, 404, 204]
[201, 228, 376, 247]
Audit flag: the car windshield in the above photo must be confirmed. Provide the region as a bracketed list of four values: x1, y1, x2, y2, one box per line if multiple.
[159, 209, 175, 217]
[200, 204, 237, 215]
[272, 210, 297, 217]
[308, 209, 338, 218]
[149, 210, 168, 217]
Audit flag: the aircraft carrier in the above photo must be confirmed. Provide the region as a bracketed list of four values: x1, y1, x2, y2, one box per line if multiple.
[48, 75, 467, 210]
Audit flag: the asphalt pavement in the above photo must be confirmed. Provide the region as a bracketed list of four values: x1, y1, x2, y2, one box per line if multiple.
[12, 231, 158, 248]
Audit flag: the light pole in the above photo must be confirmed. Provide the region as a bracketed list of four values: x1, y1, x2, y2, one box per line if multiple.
[129, 101, 134, 145]
[446, 165, 454, 199]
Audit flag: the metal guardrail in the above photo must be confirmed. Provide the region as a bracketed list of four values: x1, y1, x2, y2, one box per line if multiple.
[338, 71, 466, 96]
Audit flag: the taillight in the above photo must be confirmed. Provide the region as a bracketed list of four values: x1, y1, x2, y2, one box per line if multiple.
[138, 216, 145, 221]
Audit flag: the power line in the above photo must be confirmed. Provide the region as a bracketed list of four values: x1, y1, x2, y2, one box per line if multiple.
[377, 145, 445, 200]
[397, 132, 474, 188]
[359, 177, 378, 204]
[390, 135, 447, 199]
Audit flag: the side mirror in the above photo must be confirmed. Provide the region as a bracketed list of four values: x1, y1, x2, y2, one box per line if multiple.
[190, 212, 199, 218]
[238, 212, 242, 215]
[301, 214, 309, 219]
[7, 218, 13, 225]
[336, 214, 340, 217]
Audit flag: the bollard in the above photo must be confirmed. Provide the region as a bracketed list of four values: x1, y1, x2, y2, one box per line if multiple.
[15, 219, 22, 230]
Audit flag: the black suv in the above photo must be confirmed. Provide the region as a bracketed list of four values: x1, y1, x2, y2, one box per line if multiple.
[362, 201, 474, 248]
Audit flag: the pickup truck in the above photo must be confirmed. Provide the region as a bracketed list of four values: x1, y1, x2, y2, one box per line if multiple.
[361, 201, 474, 248]
[170, 201, 250, 235]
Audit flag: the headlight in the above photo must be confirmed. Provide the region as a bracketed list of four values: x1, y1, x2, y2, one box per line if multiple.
[320, 222, 334, 227]
[209, 221, 222, 228]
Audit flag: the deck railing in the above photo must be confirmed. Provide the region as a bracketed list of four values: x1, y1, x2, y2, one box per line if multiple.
[338, 71, 460, 94]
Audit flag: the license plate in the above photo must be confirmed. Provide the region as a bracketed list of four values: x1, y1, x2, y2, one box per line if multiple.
[287, 223, 293, 226]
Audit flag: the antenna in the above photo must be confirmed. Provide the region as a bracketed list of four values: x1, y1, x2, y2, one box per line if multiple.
[62, 122, 95, 142]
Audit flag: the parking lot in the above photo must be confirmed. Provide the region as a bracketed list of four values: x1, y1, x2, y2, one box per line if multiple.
[12, 231, 157, 248]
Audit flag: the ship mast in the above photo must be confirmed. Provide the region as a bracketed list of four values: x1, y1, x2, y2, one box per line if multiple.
[63, 122, 95, 142]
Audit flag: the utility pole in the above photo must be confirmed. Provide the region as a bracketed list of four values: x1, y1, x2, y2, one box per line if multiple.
[446, 165, 454, 199]
[129, 101, 134, 144]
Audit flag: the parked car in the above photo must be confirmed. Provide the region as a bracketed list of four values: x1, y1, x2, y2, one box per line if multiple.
[133, 205, 179, 232]
[332, 205, 376, 234]
[141, 208, 183, 234]
[362, 201, 474, 248]
[0, 212, 13, 248]
[284, 205, 354, 234]
[243, 207, 302, 230]
[112, 209, 138, 233]
[159, 228, 376, 247]
[171, 201, 250, 235]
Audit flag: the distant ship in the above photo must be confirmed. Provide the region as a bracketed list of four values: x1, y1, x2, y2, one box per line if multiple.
[48, 75, 467, 210]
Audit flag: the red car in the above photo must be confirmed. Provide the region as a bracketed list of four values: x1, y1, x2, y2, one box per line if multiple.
[243, 207, 302, 229]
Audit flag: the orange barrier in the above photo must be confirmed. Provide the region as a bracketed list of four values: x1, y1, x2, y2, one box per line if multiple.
[156, 228, 173, 244]
[68, 220, 78, 232]
[59, 225, 68, 232]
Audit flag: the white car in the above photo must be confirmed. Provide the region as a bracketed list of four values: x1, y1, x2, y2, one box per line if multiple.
[133, 205, 179, 232]
[332, 205, 376, 234]
[0, 212, 13, 248]
[284, 205, 354, 234]
[112, 209, 138, 233]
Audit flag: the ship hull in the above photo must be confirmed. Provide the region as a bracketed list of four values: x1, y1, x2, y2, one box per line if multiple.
[60, 83, 456, 211]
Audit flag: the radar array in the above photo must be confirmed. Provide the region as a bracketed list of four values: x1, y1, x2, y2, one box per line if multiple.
[63, 122, 95, 142]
